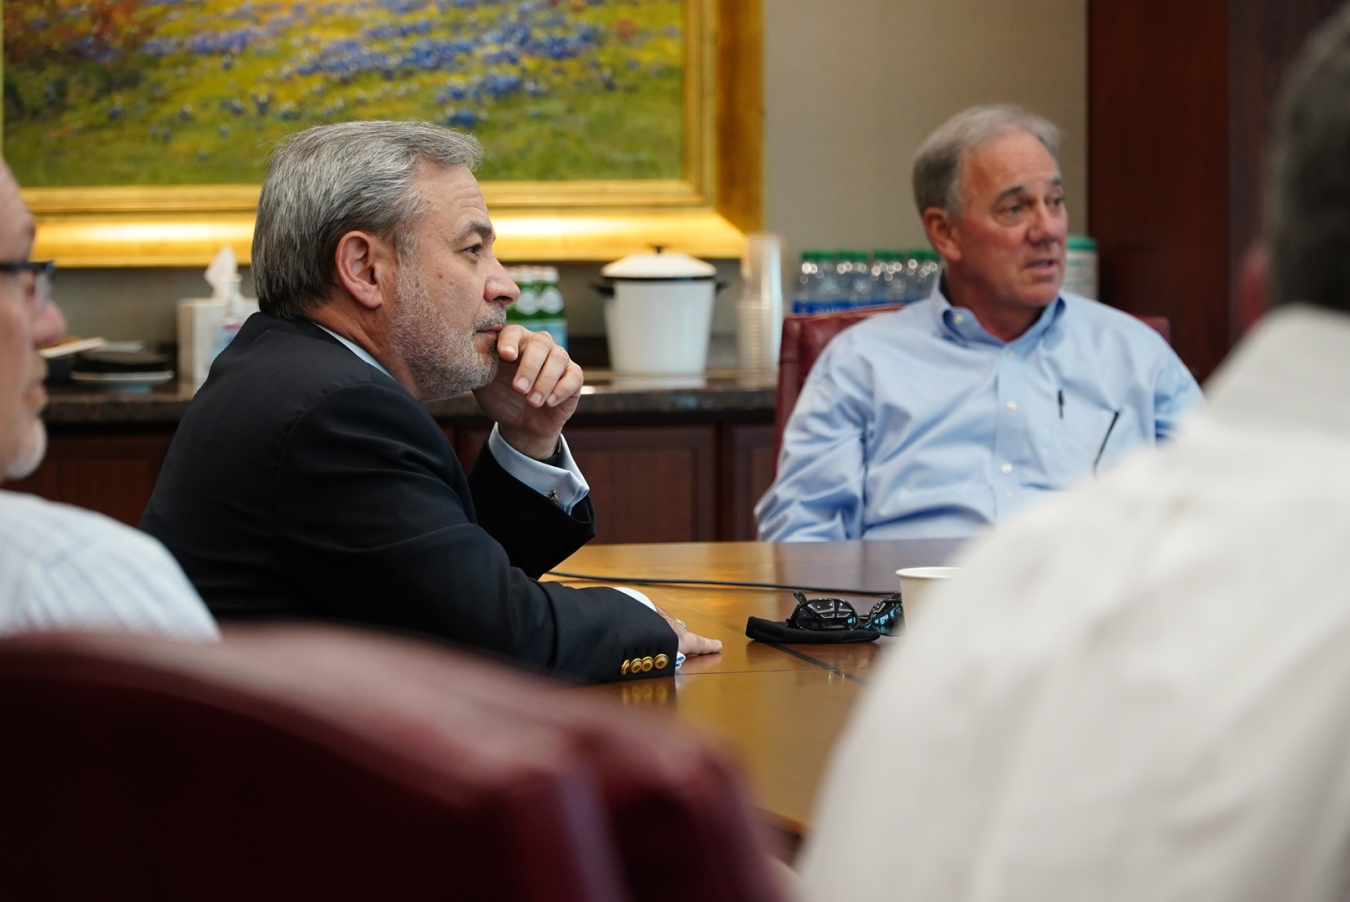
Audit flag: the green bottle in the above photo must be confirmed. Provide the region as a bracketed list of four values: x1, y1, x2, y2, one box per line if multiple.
[532, 266, 568, 351]
[508, 265, 541, 325]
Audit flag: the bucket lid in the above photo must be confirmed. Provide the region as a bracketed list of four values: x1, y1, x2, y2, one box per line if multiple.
[601, 248, 716, 280]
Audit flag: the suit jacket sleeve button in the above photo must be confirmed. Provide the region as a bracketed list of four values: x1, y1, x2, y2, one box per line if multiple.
[620, 659, 630, 675]
[654, 654, 669, 669]
[641, 656, 654, 672]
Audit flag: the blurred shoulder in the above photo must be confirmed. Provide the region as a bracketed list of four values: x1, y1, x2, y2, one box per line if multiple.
[0, 490, 174, 569]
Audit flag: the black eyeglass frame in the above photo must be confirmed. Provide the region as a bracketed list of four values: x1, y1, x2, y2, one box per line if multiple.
[0, 260, 56, 314]
[787, 590, 904, 635]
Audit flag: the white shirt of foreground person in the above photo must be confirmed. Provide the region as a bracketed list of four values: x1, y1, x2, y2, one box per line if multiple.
[0, 490, 218, 639]
[799, 305, 1350, 902]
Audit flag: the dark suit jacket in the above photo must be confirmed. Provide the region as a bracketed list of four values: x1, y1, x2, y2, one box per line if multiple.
[141, 314, 676, 683]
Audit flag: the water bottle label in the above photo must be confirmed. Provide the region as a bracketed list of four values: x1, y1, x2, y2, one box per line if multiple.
[538, 287, 564, 315]
[515, 287, 540, 315]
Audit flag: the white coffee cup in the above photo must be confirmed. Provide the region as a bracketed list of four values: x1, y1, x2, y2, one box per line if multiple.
[896, 567, 961, 619]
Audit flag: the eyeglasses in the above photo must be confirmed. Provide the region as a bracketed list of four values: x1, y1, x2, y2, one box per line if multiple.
[0, 260, 55, 317]
[788, 590, 904, 635]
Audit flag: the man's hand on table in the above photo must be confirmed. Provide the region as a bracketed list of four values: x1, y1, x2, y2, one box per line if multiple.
[476, 325, 582, 460]
[658, 607, 722, 657]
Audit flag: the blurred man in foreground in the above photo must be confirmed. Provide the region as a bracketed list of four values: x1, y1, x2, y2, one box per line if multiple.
[0, 159, 216, 639]
[757, 106, 1202, 541]
[142, 121, 718, 683]
[799, 9, 1350, 900]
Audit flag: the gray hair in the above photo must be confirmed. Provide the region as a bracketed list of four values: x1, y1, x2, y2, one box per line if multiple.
[912, 105, 1061, 218]
[1267, 6, 1350, 312]
[251, 120, 483, 319]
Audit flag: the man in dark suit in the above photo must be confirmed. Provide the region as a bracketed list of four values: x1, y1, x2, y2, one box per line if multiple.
[141, 120, 720, 683]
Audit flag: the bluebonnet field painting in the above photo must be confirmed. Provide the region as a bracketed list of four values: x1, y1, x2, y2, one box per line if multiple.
[2, 0, 683, 186]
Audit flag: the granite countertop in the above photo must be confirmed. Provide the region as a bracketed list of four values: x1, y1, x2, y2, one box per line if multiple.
[41, 368, 779, 425]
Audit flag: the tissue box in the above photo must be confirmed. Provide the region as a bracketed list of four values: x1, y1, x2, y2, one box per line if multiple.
[178, 299, 226, 392]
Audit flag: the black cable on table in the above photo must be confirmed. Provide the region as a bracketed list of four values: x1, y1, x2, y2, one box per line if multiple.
[547, 571, 894, 597]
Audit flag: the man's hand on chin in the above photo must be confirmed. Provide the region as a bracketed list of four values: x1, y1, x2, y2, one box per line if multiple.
[473, 324, 583, 460]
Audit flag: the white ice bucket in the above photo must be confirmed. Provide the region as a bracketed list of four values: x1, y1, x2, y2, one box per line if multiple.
[602, 250, 718, 376]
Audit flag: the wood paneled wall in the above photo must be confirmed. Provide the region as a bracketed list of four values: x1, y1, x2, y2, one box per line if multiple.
[1088, 0, 1341, 380]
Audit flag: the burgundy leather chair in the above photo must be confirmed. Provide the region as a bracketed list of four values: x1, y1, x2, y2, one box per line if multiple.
[773, 307, 1173, 465]
[0, 627, 786, 902]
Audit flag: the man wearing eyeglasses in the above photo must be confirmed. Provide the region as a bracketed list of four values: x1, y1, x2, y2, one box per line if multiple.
[0, 159, 217, 639]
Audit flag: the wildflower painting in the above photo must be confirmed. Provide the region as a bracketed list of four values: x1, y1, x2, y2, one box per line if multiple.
[2, 0, 685, 187]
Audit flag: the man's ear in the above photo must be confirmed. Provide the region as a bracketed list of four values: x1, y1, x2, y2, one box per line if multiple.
[334, 230, 395, 312]
[1235, 242, 1270, 338]
[923, 207, 961, 262]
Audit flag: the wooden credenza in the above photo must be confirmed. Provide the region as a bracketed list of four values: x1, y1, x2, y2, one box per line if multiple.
[15, 373, 779, 544]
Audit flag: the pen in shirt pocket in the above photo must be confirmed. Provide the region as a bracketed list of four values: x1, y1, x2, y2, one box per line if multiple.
[1093, 410, 1121, 476]
[1057, 389, 1064, 420]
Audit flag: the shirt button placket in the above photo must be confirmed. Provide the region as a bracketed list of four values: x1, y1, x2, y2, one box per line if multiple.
[995, 351, 1025, 516]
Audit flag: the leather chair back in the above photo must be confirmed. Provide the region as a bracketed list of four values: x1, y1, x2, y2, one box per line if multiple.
[774, 307, 903, 464]
[773, 308, 1174, 466]
[0, 627, 786, 902]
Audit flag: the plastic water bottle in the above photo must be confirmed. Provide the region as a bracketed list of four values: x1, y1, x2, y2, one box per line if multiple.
[507, 266, 536, 321]
[793, 250, 841, 313]
[533, 266, 568, 350]
[903, 250, 941, 302]
[813, 251, 844, 311]
[840, 251, 873, 308]
[872, 250, 908, 304]
[792, 251, 820, 315]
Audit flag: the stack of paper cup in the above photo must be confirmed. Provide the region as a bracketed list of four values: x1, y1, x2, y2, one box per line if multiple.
[737, 233, 785, 373]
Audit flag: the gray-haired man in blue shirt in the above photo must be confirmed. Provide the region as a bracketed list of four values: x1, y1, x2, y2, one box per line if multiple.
[757, 106, 1203, 542]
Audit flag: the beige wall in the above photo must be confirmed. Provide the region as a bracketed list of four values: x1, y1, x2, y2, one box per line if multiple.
[764, 0, 1087, 267]
[49, 0, 1088, 345]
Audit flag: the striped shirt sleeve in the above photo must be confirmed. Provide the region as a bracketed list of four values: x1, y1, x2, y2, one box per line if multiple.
[0, 491, 218, 641]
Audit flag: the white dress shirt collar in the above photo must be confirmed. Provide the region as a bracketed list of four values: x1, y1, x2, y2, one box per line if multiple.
[312, 322, 394, 380]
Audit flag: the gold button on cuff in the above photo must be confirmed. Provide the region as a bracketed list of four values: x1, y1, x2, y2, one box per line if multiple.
[654, 654, 669, 669]
[620, 659, 630, 675]
[641, 656, 654, 672]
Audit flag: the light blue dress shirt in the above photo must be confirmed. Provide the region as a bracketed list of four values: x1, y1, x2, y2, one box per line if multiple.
[756, 285, 1204, 541]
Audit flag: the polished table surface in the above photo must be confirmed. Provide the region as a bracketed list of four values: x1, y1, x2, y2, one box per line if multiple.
[547, 539, 963, 843]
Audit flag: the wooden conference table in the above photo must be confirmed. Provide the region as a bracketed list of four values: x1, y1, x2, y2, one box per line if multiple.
[548, 538, 964, 850]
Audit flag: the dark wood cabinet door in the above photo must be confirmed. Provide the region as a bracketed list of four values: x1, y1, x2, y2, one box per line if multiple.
[722, 422, 776, 541]
[8, 430, 175, 526]
[566, 424, 717, 544]
[455, 422, 719, 545]
[10, 417, 762, 545]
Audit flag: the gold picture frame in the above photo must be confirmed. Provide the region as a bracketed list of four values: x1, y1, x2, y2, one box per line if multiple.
[17, 0, 761, 266]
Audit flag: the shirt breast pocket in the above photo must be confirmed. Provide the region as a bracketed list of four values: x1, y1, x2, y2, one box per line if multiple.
[1039, 406, 1128, 489]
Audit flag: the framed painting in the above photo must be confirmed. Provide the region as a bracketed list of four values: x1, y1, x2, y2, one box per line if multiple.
[3, 0, 760, 264]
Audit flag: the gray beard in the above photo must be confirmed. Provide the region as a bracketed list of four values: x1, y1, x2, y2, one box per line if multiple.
[386, 264, 501, 402]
